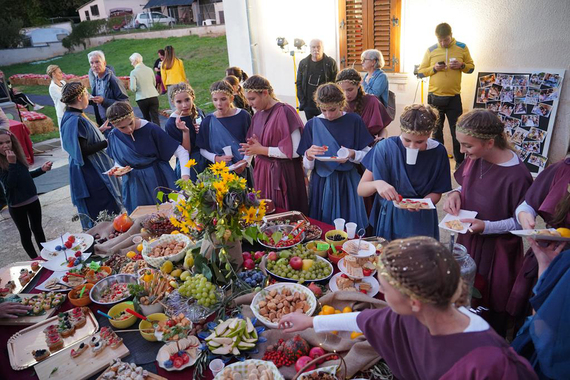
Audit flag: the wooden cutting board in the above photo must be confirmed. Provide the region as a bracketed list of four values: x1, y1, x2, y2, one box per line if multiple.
[35, 335, 129, 380]
[96, 369, 168, 380]
[0, 294, 62, 326]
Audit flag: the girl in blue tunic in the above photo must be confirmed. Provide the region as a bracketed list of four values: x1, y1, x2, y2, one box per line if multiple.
[59, 82, 122, 229]
[106, 102, 190, 214]
[164, 83, 207, 181]
[297, 83, 373, 227]
[358, 104, 451, 240]
[196, 80, 254, 188]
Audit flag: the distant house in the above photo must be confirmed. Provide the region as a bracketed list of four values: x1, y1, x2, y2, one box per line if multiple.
[143, 0, 224, 25]
[77, 0, 146, 22]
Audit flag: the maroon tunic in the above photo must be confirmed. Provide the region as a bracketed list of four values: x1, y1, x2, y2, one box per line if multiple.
[247, 102, 308, 214]
[356, 308, 537, 380]
[507, 158, 570, 317]
[346, 94, 389, 136]
[455, 157, 532, 319]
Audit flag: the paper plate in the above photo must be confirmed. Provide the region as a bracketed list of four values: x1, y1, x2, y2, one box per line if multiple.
[438, 210, 478, 234]
[156, 340, 201, 371]
[328, 272, 379, 297]
[392, 198, 435, 210]
[315, 156, 346, 162]
[342, 240, 376, 257]
[337, 257, 377, 280]
[510, 229, 570, 242]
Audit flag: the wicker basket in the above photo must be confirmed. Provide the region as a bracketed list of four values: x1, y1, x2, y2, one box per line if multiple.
[214, 359, 284, 380]
[293, 354, 347, 380]
[141, 233, 194, 268]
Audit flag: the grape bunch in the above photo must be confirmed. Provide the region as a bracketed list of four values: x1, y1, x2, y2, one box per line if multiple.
[266, 245, 332, 282]
[178, 274, 218, 307]
[238, 270, 265, 287]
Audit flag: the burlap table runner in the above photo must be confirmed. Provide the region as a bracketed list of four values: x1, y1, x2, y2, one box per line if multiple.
[86, 216, 146, 257]
[234, 290, 387, 379]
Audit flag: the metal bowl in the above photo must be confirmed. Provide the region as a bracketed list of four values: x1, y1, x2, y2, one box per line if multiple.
[89, 273, 137, 306]
[257, 224, 306, 250]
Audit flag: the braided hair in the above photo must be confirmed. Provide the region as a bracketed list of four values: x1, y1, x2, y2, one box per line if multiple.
[106, 101, 134, 125]
[399, 104, 439, 135]
[225, 75, 249, 108]
[242, 75, 279, 101]
[456, 109, 510, 149]
[168, 82, 198, 120]
[378, 236, 460, 308]
[313, 83, 346, 110]
[335, 68, 365, 115]
[226, 66, 248, 82]
[60, 82, 86, 104]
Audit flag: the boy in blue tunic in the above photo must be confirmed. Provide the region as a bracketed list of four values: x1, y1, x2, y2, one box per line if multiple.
[297, 83, 373, 227]
[106, 102, 190, 214]
[358, 104, 451, 240]
[60, 82, 122, 229]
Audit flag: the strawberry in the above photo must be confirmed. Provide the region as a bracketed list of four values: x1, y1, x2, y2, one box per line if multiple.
[75, 252, 81, 258]
[64, 241, 72, 249]
[181, 352, 190, 364]
[397, 194, 403, 202]
[360, 289, 368, 294]
[67, 236, 75, 243]
[63, 276, 69, 282]
[173, 357, 184, 368]
[363, 268, 372, 276]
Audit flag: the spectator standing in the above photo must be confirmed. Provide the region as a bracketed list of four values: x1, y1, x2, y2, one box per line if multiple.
[129, 53, 161, 126]
[296, 39, 338, 120]
[47, 65, 66, 128]
[418, 23, 474, 166]
[361, 49, 389, 107]
[88, 50, 129, 127]
[154, 49, 166, 94]
[0, 129, 51, 259]
[161, 45, 187, 111]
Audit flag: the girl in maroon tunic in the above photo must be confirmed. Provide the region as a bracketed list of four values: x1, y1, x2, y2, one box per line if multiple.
[279, 237, 537, 379]
[443, 109, 533, 336]
[336, 68, 391, 140]
[507, 157, 570, 322]
[239, 75, 308, 214]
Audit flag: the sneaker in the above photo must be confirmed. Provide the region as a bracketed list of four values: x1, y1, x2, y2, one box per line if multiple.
[33, 104, 44, 111]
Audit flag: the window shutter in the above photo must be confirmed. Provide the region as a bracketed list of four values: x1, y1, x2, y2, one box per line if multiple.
[339, 0, 401, 72]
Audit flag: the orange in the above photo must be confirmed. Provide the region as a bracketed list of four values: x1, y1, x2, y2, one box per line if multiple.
[556, 228, 570, 238]
[136, 244, 144, 252]
[334, 310, 341, 314]
[322, 305, 335, 315]
[350, 332, 363, 339]
[126, 251, 136, 259]
[342, 306, 352, 313]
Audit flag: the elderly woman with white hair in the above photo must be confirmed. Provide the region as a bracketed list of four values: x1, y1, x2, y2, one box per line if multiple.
[46, 65, 66, 128]
[87, 50, 129, 129]
[129, 52, 160, 126]
[361, 49, 389, 107]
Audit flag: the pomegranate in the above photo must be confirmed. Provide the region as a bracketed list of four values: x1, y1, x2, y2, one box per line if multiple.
[295, 356, 315, 373]
[113, 213, 134, 232]
[309, 347, 326, 364]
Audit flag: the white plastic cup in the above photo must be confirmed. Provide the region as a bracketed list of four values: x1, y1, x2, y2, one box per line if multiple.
[405, 147, 419, 165]
[333, 218, 346, 231]
[345, 222, 357, 239]
[223, 146, 233, 157]
[337, 147, 349, 159]
[209, 358, 225, 376]
[450, 57, 457, 62]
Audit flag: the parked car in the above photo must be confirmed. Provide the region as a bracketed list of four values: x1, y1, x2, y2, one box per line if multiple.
[133, 12, 175, 29]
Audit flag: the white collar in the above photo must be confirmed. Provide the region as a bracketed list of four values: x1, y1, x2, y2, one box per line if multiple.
[399, 135, 439, 151]
[317, 112, 346, 119]
[458, 306, 490, 333]
[497, 151, 519, 167]
[139, 119, 149, 127]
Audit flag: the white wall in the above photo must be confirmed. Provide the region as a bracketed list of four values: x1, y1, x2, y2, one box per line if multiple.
[224, 0, 570, 162]
[78, 0, 107, 22]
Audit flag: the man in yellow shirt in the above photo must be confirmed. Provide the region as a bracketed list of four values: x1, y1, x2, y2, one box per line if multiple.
[418, 23, 474, 166]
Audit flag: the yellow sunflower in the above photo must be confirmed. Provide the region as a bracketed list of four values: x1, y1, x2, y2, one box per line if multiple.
[185, 158, 197, 168]
[210, 161, 229, 175]
[242, 206, 257, 224]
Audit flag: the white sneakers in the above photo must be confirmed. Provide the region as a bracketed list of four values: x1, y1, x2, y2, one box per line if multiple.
[33, 104, 44, 111]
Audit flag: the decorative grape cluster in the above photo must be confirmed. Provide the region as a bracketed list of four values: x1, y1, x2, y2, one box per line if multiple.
[178, 274, 218, 307]
[238, 270, 265, 287]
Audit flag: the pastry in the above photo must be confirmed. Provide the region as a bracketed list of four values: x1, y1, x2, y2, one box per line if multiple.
[89, 335, 102, 347]
[92, 340, 106, 356]
[45, 332, 64, 352]
[359, 282, 372, 292]
[70, 342, 88, 358]
[58, 315, 75, 337]
[445, 220, 464, 231]
[31, 261, 40, 271]
[32, 349, 50, 361]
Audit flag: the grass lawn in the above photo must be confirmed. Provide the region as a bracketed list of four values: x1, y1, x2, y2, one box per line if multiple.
[2, 35, 228, 141]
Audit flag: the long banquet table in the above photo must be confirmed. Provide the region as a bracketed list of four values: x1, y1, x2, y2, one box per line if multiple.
[0, 211, 335, 380]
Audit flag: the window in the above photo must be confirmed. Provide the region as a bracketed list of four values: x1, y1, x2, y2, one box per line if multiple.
[85, 11, 90, 21]
[140, 13, 148, 19]
[338, 0, 401, 72]
[90, 5, 100, 17]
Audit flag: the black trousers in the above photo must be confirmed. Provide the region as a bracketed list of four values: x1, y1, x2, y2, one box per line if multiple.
[8, 199, 46, 259]
[13, 93, 35, 108]
[303, 107, 321, 120]
[428, 93, 464, 164]
[137, 96, 161, 127]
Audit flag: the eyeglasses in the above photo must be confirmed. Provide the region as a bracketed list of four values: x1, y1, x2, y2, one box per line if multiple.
[361, 58, 374, 63]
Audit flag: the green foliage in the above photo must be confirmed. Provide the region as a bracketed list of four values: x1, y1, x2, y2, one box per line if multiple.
[62, 20, 106, 50]
[0, 17, 24, 48]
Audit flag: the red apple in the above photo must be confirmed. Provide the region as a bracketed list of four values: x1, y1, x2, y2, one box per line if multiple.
[244, 259, 255, 270]
[289, 256, 303, 271]
[267, 251, 278, 261]
[295, 356, 315, 373]
[309, 347, 326, 364]
[254, 251, 265, 260]
[242, 252, 252, 261]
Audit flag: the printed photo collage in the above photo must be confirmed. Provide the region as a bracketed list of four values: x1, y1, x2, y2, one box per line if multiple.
[474, 71, 562, 169]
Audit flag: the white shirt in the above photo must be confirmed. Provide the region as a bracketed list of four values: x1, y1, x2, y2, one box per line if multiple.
[49, 80, 66, 127]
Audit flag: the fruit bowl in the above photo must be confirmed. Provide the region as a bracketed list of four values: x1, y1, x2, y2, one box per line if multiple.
[251, 282, 317, 329]
[258, 224, 306, 250]
[141, 233, 194, 268]
[325, 230, 348, 247]
[263, 255, 334, 284]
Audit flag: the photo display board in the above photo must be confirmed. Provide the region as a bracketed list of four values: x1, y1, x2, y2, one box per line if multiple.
[472, 70, 564, 175]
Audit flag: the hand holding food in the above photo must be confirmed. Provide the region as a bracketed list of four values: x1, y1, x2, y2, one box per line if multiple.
[443, 191, 461, 216]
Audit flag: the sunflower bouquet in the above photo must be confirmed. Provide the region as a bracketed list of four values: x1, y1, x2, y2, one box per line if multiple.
[170, 160, 266, 245]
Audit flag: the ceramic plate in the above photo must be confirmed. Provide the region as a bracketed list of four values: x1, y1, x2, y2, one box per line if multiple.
[337, 257, 377, 280]
[328, 272, 379, 297]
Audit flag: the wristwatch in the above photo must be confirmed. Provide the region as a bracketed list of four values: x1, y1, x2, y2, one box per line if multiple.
[460, 63, 466, 70]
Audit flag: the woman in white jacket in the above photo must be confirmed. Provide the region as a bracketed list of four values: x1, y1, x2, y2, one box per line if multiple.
[47, 65, 66, 128]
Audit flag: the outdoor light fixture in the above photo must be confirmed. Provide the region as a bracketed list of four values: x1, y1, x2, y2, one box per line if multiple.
[276, 37, 288, 49]
[294, 38, 306, 50]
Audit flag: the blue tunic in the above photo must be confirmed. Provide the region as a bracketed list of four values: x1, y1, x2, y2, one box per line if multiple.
[362, 136, 451, 240]
[165, 113, 207, 181]
[196, 109, 254, 187]
[107, 121, 179, 214]
[297, 113, 373, 227]
[60, 110, 122, 228]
